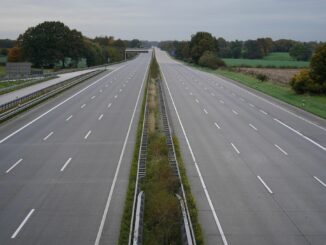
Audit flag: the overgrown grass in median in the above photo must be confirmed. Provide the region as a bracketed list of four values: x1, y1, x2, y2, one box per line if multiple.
[185, 62, 326, 119]
[118, 75, 148, 245]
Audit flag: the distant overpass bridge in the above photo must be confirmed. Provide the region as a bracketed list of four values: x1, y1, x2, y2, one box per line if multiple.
[125, 48, 151, 60]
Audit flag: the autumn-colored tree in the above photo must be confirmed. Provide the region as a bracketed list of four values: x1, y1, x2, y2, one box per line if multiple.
[7, 47, 23, 62]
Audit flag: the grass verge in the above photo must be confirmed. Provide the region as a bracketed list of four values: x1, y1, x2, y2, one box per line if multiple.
[184, 62, 326, 119]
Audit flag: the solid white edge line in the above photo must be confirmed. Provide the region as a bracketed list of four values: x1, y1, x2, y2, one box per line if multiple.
[313, 176, 326, 188]
[274, 144, 288, 156]
[60, 157, 72, 172]
[84, 130, 92, 139]
[249, 124, 258, 131]
[158, 56, 228, 245]
[6, 158, 23, 173]
[257, 176, 273, 194]
[11, 209, 35, 238]
[94, 57, 150, 245]
[274, 118, 326, 152]
[0, 65, 125, 144]
[43, 131, 54, 141]
[231, 142, 240, 154]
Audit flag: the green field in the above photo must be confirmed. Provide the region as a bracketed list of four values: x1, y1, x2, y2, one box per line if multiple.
[263, 52, 295, 61]
[222, 52, 309, 68]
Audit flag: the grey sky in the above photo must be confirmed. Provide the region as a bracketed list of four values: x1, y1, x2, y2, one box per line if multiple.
[0, 0, 325, 41]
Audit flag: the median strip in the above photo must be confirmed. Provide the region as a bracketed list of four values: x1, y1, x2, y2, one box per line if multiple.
[119, 52, 203, 245]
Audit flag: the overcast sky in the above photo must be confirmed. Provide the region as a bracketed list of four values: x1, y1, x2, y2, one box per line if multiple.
[0, 0, 325, 41]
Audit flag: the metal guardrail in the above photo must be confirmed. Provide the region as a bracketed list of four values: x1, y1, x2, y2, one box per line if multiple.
[0, 69, 104, 122]
[133, 191, 145, 245]
[157, 78, 196, 245]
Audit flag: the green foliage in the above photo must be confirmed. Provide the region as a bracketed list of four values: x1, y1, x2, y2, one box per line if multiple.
[198, 51, 225, 69]
[263, 52, 294, 61]
[130, 39, 142, 48]
[272, 39, 296, 52]
[190, 32, 217, 63]
[310, 43, 326, 84]
[256, 73, 268, 82]
[243, 40, 264, 59]
[290, 44, 326, 94]
[289, 43, 313, 61]
[175, 41, 190, 61]
[144, 133, 181, 245]
[0, 39, 15, 49]
[118, 78, 148, 245]
[17, 21, 84, 67]
[290, 69, 312, 94]
[257, 38, 273, 56]
[83, 39, 105, 66]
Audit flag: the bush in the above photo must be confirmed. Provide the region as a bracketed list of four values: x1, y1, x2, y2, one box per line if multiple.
[256, 73, 268, 82]
[290, 69, 312, 94]
[290, 44, 326, 94]
[198, 51, 225, 69]
[310, 43, 326, 85]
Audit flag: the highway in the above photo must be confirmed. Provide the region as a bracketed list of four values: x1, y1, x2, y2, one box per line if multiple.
[0, 65, 122, 106]
[156, 48, 326, 245]
[0, 53, 151, 245]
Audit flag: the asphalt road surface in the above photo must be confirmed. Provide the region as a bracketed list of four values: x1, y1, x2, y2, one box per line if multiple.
[0, 53, 151, 245]
[156, 48, 326, 245]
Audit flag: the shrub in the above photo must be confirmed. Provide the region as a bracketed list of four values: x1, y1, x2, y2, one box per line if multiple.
[198, 51, 225, 69]
[310, 43, 326, 85]
[290, 44, 326, 94]
[290, 69, 312, 94]
[256, 73, 268, 82]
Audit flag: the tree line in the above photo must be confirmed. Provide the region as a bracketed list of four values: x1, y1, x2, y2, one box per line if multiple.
[2, 21, 143, 68]
[160, 33, 323, 62]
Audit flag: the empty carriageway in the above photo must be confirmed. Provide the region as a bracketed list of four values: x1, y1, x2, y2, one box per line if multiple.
[156, 48, 326, 245]
[0, 53, 151, 245]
